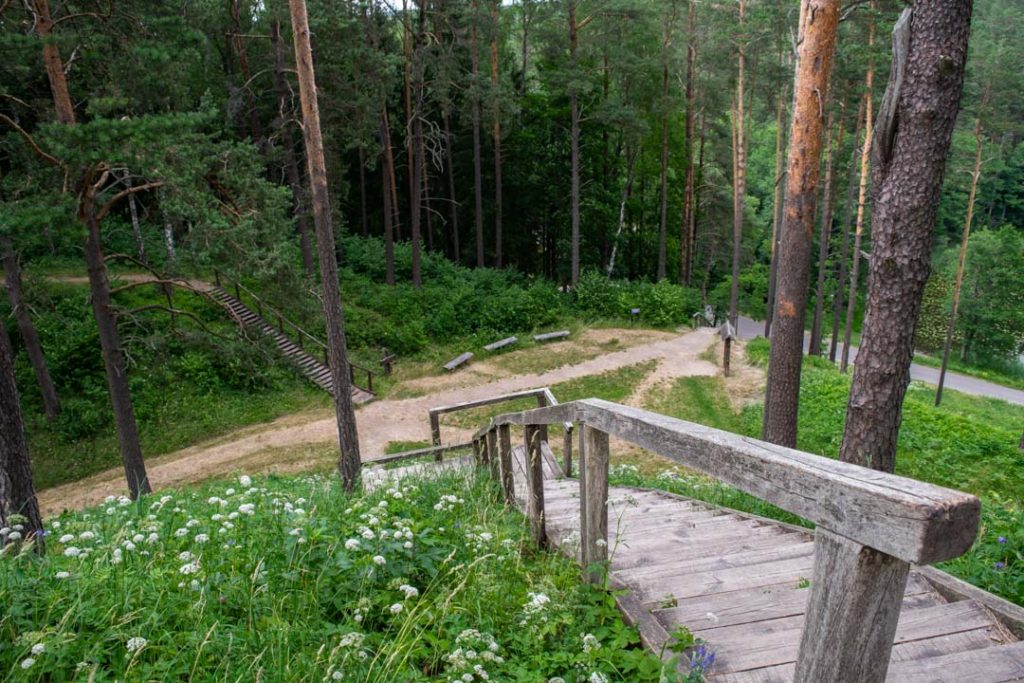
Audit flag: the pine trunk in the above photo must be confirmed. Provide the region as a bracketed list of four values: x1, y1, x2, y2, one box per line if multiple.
[2, 243, 60, 420]
[491, 1, 504, 268]
[840, 2, 972, 472]
[729, 0, 746, 342]
[568, 0, 581, 285]
[271, 17, 316, 278]
[230, 0, 261, 140]
[81, 180, 151, 499]
[763, 0, 840, 448]
[443, 111, 460, 263]
[657, 62, 670, 282]
[680, 0, 696, 285]
[0, 317, 43, 539]
[809, 105, 842, 355]
[380, 110, 396, 286]
[830, 96, 866, 362]
[289, 0, 362, 489]
[936, 115, 983, 406]
[471, 0, 485, 267]
[765, 92, 786, 337]
[32, 0, 76, 125]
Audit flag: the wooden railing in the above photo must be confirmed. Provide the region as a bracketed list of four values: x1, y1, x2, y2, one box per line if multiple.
[428, 387, 575, 473]
[466, 396, 980, 683]
[213, 270, 375, 393]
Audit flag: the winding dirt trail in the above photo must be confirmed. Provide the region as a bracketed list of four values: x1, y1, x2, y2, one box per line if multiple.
[37, 327, 719, 515]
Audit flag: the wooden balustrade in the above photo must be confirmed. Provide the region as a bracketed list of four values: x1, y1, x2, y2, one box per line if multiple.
[471, 396, 981, 683]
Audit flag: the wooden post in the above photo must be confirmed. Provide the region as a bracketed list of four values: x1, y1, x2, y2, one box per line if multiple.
[535, 395, 549, 445]
[581, 425, 609, 584]
[486, 428, 498, 479]
[367, 370, 373, 394]
[256, 299, 263, 318]
[472, 438, 481, 466]
[794, 529, 909, 683]
[214, 270, 221, 287]
[234, 282, 241, 301]
[563, 424, 574, 477]
[578, 423, 587, 562]
[297, 331, 304, 350]
[278, 313, 285, 334]
[524, 424, 547, 548]
[429, 412, 441, 446]
[498, 424, 513, 505]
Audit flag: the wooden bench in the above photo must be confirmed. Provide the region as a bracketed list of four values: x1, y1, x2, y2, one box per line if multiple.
[533, 330, 570, 342]
[442, 352, 473, 372]
[483, 336, 518, 352]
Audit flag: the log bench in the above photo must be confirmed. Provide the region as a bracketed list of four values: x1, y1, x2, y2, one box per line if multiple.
[442, 352, 473, 372]
[533, 330, 570, 342]
[483, 336, 518, 352]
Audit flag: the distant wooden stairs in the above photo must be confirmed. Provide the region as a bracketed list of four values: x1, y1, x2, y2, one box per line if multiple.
[209, 274, 374, 404]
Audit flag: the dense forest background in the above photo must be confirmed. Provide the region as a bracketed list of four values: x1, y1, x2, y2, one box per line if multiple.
[1, 0, 1022, 410]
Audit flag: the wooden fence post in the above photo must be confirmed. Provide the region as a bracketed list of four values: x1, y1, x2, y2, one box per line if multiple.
[581, 425, 609, 584]
[524, 424, 547, 548]
[498, 424, 513, 505]
[484, 428, 497, 475]
[793, 528, 910, 683]
[578, 423, 587, 563]
[563, 424, 574, 477]
[471, 438, 481, 466]
[429, 412, 441, 446]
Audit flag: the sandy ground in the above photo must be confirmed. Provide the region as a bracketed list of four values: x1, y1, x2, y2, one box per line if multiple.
[38, 326, 722, 514]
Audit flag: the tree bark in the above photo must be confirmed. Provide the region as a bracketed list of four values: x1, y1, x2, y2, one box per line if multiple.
[31, 0, 76, 125]
[765, 92, 786, 337]
[809, 105, 843, 355]
[80, 176, 151, 499]
[271, 16, 316, 278]
[409, 0, 426, 287]
[230, 0, 261, 140]
[122, 173, 147, 263]
[380, 110, 396, 286]
[936, 115, 983, 406]
[2, 243, 60, 420]
[841, 17, 875, 374]
[680, 0, 697, 285]
[729, 0, 746, 341]
[0, 317, 43, 540]
[382, 105, 402, 243]
[840, 2, 973, 472]
[358, 146, 369, 236]
[656, 4, 675, 282]
[568, 0, 581, 285]
[829, 96, 866, 362]
[606, 147, 637, 277]
[402, 0, 416, 238]
[289, 0, 361, 489]
[491, 0, 504, 268]
[519, 0, 532, 94]
[763, 0, 840, 449]
[443, 110, 460, 263]
[471, 0, 485, 267]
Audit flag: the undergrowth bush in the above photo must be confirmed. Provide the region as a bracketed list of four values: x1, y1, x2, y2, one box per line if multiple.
[0, 470, 706, 682]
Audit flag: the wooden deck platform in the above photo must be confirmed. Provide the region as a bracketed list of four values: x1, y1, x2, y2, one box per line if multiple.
[494, 446, 1024, 683]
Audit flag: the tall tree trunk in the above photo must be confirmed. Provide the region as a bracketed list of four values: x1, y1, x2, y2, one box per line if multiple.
[380, 111, 396, 286]
[230, 0, 261, 140]
[31, 0, 76, 125]
[840, 2, 972, 472]
[656, 5, 674, 282]
[471, 0, 485, 267]
[519, 0, 532, 94]
[680, 0, 697, 285]
[271, 17, 316, 277]
[0, 317, 43, 540]
[935, 114, 984, 407]
[693, 111, 707, 287]
[808, 104, 842, 355]
[829, 96, 866, 362]
[764, 92, 786, 337]
[289, 0, 361, 489]
[729, 0, 746, 345]
[568, 0, 581, 285]
[606, 147, 637, 277]
[2, 243, 60, 420]
[383, 106, 402, 241]
[840, 44, 875, 374]
[80, 177, 151, 499]
[409, 0, 426, 287]
[762, 0, 840, 449]
[402, 0, 416, 235]
[122, 173, 147, 263]
[443, 111, 460, 263]
[491, 0, 504, 268]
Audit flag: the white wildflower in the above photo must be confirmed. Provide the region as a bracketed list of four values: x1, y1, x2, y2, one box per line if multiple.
[389, 603, 403, 615]
[31, 643, 45, 655]
[399, 584, 419, 599]
[238, 475, 252, 487]
[7, 531, 22, 541]
[55, 571, 71, 579]
[195, 534, 209, 544]
[372, 555, 386, 565]
[238, 503, 255, 516]
[20, 658, 35, 669]
[58, 533, 75, 544]
[126, 637, 147, 652]
[111, 549, 124, 564]
[582, 633, 600, 653]
[174, 528, 189, 538]
[345, 538, 360, 551]
[63, 546, 81, 557]
[179, 560, 200, 575]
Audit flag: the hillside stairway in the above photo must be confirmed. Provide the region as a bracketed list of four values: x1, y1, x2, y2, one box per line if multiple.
[208, 281, 373, 404]
[367, 389, 1024, 683]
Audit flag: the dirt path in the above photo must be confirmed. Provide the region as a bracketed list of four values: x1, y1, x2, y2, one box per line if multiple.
[38, 327, 718, 514]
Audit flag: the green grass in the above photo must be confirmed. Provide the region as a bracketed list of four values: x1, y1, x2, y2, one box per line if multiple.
[913, 352, 1024, 392]
[0, 470, 703, 682]
[383, 440, 432, 455]
[628, 337, 1024, 606]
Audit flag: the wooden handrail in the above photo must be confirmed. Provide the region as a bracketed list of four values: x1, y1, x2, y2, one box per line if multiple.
[487, 397, 979, 565]
[469, 394, 982, 683]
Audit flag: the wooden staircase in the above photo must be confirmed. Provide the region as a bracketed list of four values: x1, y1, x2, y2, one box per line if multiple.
[209, 286, 374, 404]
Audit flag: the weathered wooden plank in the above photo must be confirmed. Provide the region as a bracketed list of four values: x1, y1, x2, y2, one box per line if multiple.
[632, 555, 815, 606]
[918, 565, 1024, 639]
[483, 336, 518, 351]
[889, 627, 1008, 664]
[498, 424, 514, 505]
[524, 425, 547, 549]
[885, 640, 1024, 682]
[617, 528, 803, 577]
[794, 529, 909, 683]
[582, 425, 609, 583]
[486, 428, 498, 480]
[442, 352, 474, 371]
[364, 441, 473, 465]
[534, 330, 570, 341]
[495, 399, 979, 564]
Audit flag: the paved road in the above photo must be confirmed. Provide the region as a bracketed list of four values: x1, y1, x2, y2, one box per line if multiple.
[735, 316, 1024, 407]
